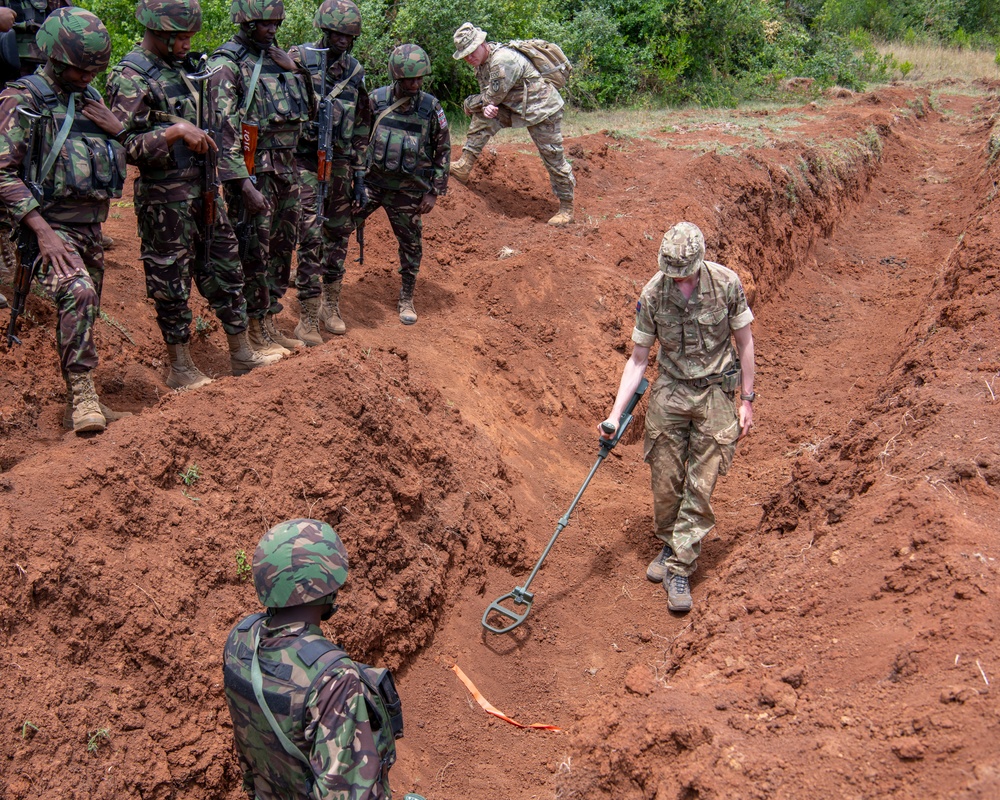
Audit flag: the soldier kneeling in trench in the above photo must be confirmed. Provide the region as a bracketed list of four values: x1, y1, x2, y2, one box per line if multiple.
[600, 222, 756, 613]
[223, 518, 424, 799]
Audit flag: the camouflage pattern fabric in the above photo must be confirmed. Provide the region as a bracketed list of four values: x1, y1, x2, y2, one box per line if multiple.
[253, 518, 348, 608]
[36, 7, 111, 71]
[134, 0, 202, 32]
[0, 0, 72, 72]
[367, 86, 449, 197]
[633, 261, 754, 578]
[108, 46, 251, 343]
[223, 617, 389, 800]
[355, 183, 423, 278]
[318, 161, 356, 286]
[388, 44, 430, 80]
[470, 43, 563, 125]
[292, 167, 325, 300]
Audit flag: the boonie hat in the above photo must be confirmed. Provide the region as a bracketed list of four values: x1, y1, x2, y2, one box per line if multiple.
[658, 221, 706, 279]
[453, 22, 486, 60]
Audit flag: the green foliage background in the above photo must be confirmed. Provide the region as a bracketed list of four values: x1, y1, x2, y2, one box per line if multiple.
[80, 0, 999, 106]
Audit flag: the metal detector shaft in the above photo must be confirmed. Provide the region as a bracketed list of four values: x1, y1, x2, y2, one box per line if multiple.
[482, 377, 649, 634]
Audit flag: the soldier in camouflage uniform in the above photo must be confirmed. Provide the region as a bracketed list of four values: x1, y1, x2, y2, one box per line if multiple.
[600, 222, 756, 612]
[451, 22, 575, 226]
[357, 44, 449, 326]
[288, 0, 370, 339]
[223, 519, 398, 799]
[0, 7, 131, 434]
[209, 0, 312, 354]
[107, 0, 280, 390]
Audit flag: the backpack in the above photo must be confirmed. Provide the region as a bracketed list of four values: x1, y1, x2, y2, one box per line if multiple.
[505, 39, 572, 89]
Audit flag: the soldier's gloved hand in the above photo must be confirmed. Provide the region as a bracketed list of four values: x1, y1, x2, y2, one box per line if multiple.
[352, 171, 368, 210]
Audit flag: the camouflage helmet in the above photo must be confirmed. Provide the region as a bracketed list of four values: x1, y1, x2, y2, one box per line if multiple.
[37, 8, 112, 71]
[389, 44, 431, 80]
[253, 518, 349, 608]
[314, 0, 361, 36]
[658, 221, 706, 279]
[136, 0, 203, 32]
[230, 0, 285, 24]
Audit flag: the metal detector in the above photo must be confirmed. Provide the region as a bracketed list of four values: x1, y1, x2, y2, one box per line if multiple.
[482, 377, 649, 635]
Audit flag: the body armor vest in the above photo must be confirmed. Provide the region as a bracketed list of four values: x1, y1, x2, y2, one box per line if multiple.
[223, 613, 398, 797]
[117, 50, 202, 182]
[14, 74, 125, 222]
[214, 41, 310, 151]
[7, 0, 49, 64]
[369, 86, 436, 182]
[293, 46, 364, 164]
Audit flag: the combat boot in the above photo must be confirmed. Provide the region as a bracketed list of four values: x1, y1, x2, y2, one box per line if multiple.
[62, 374, 132, 430]
[398, 275, 418, 325]
[248, 317, 290, 358]
[450, 151, 477, 184]
[228, 331, 281, 375]
[67, 371, 106, 434]
[319, 280, 346, 335]
[547, 200, 574, 226]
[645, 544, 675, 583]
[263, 312, 304, 350]
[293, 296, 324, 346]
[165, 341, 213, 391]
[665, 572, 693, 613]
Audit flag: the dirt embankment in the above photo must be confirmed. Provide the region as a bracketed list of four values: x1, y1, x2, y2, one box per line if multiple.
[1, 85, 998, 799]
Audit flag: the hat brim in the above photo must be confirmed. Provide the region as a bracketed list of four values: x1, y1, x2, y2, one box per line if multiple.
[453, 29, 486, 60]
[659, 255, 703, 279]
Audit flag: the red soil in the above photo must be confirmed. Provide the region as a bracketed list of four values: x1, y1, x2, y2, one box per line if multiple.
[1, 83, 999, 799]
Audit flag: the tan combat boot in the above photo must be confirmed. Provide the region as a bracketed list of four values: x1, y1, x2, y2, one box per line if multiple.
[165, 341, 213, 391]
[293, 296, 324, 346]
[547, 200, 574, 226]
[398, 276, 418, 325]
[450, 151, 477, 184]
[319, 280, 346, 335]
[62, 374, 132, 430]
[248, 317, 289, 358]
[228, 331, 281, 375]
[263, 312, 303, 350]
[67, 372, 106, 434]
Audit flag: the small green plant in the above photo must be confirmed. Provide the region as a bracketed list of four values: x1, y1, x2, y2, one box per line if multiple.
[193, 316, 213, 336]
[87, 728, 110, 753]
[235, 549, 252, 582]
[898, 60, 913, 78]
[177, 463, 200, 486]
[21, 720, 38, 740]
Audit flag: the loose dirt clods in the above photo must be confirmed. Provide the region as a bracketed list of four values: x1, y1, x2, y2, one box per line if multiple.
[2, 84, 999, 799]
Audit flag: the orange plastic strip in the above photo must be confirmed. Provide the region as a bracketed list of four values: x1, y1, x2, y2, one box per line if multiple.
[451, 664, 561, 731]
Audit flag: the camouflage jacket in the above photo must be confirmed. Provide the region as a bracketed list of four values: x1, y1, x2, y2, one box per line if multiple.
[208, 33, 311, 181]
[632, 262, 754, 381]
[106, 47, 216, 204]
[289, 43, 370, 171]
[366, 85, 449, 197]
[0, 72, 125, 224]
[472, 43, 563, 127]
[0, 0, 71, 70]
[223, 614, 391, 800]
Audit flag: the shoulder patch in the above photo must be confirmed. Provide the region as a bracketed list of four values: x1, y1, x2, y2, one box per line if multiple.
[436, 107, 448, 129]
[635, 300, 642, 314]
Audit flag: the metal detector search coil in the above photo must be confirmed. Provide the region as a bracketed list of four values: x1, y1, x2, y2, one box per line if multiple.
[482, 377, 649, 635]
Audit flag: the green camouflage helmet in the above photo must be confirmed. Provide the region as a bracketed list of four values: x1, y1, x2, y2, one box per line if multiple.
[37, 7, 112, 71]
[389, 44, 431, 80]
[314, 0, 361, 36]
[253, 518, 349, 608]
[230, 0, 285, 24]
[136, 0, 203, 32]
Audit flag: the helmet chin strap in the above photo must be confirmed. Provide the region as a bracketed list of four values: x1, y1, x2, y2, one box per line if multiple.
[152, 30, 180, 63]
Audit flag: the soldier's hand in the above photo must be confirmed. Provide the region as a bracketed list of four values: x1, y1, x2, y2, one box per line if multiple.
[483, 103, 499, 119]
[25, 212, 75, 278]
[597, 419, 616, 440]
[167, 121, 218, 154]
[80, 97, 126, 138]
[351, 171, 368, 211]
[0, 8, 16, 31]
[418, 192, 437, 214]
[738, 402, 753, 438]
[268, 46, 296, 72]
[241, 181, 269, 215]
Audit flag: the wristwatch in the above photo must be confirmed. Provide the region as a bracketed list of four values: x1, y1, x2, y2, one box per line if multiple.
[740, 391, 756, 403]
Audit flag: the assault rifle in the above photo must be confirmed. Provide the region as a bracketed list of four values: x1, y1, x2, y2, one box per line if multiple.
[188, 57, 219, 269]
[5, 107, 44, 348]
[305, 46, 332, 225]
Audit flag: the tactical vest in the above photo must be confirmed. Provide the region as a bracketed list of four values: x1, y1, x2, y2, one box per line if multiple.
[223, 613, 399, 798]
[213, 41, 310, 152]
[368, 86, 437, 182]
[13, 74, 125, 221]
[6, 0, 48, 64]
[116, 50, 201, 182]
[293, 46, 365, 162]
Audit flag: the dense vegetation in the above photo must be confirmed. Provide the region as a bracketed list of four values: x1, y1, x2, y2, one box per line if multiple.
[82, 0, 1000, 108]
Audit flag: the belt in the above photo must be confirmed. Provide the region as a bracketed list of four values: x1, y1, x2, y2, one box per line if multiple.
[677, 373, 726, 389]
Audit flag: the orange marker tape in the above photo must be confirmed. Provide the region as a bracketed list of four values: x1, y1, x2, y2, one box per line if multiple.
[451, 664, 560, 731]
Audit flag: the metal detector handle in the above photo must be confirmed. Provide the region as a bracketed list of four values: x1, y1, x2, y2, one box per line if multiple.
[600, 376, 649, 452]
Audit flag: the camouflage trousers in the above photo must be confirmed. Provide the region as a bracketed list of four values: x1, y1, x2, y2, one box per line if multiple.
[293, 160, 356, 296]
[226, 169, 299, 317]
[463, 108, 575, 202]
[355, 185, 423, 279]
[136, 195, 249, 344]
[33, 222, 104, 375]
[643, 376, 741, 578]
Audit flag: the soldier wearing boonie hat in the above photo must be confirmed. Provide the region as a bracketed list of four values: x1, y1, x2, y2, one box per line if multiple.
[450, 21, 576, 226]
[599, 222, 757, 613]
